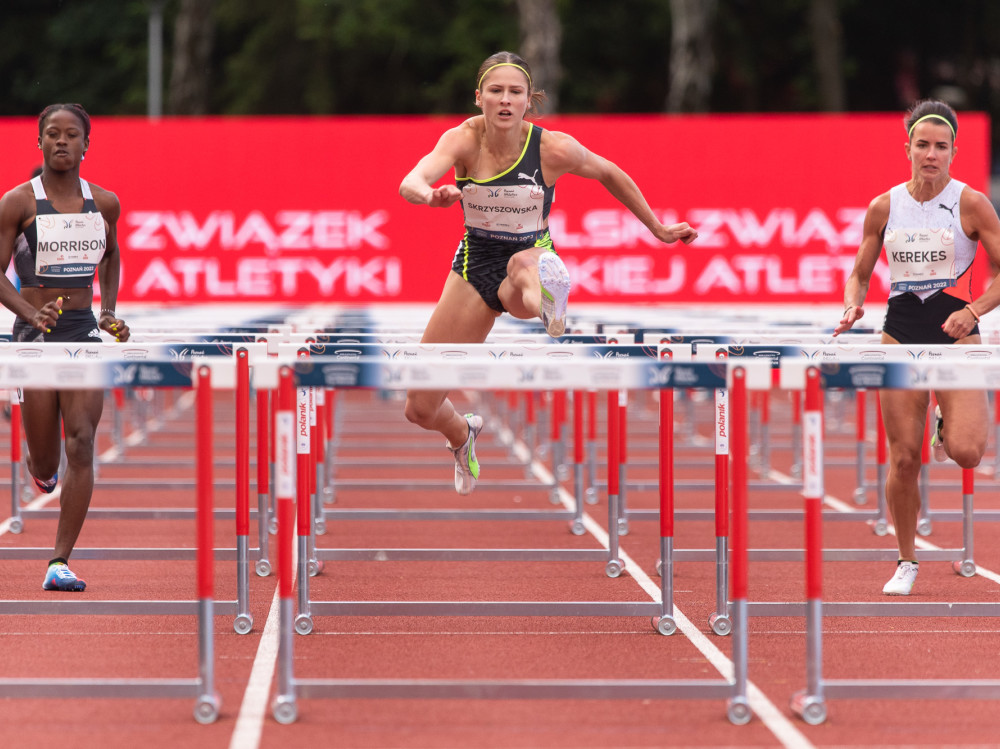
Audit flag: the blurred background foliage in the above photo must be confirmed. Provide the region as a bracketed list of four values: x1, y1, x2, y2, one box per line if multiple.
[4, 0, 1000, 168]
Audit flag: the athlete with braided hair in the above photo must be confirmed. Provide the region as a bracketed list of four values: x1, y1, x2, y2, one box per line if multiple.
[400, 51, 697, 495]
[0, 103, 130, 591]
[836, 99, 1000, 595]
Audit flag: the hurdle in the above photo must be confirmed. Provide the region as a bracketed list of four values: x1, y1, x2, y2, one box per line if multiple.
[266, 354, 768, 725]
[0, 359, 228, 723]
[611, 341, 992, 638]
[0, 342, 265, 635]
[748, 359, 1000, 725]
[287, 347, 647, 620]
[284, 341, 662, 577]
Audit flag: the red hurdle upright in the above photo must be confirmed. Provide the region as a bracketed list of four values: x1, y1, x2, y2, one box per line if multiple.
[194, 365, 221, 722]
[256, 382, 272, 575]
[271, 366, 298, 724]
[234, 349, 253, 634]
[8, 395, 23, 534]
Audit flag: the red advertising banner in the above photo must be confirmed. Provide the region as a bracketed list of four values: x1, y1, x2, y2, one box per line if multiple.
[0, 113, 989, 304]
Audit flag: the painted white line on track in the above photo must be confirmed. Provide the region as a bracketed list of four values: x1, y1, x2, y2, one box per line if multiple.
[230, 420, 814, 748]
[229, 585, 282, 749]
[517, 440, 816, 749]
[231, 518, 299, 746]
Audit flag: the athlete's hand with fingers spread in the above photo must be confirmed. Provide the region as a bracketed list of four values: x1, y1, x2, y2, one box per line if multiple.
[426, 185, 463, 209]
[32, 296, 62, 333]
[658, 222, 698, 245]
[833, 305, 864, 337]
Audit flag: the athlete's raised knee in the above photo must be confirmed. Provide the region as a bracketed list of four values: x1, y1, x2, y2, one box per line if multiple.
[947, 441, 985, 470]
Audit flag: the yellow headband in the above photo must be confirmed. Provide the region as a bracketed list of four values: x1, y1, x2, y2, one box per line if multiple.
[477, 63, 531, 90]
[908, 113, 956, 139]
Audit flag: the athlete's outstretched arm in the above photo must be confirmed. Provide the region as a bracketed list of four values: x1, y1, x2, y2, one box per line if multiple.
[540, 130, 697, 245]
[941, 188, 1000, 339]
[835, 192, 889, 336]
[400, 125, 476, 209]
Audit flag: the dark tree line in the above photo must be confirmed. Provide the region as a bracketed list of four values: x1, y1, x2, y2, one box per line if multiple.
[5, 0, 1000, 163]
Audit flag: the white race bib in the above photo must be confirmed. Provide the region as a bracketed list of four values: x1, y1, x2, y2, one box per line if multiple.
[884, 227, 956, 293]
[34, 211, 106, 279]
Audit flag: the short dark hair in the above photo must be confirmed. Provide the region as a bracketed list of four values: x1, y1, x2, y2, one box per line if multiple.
[38, 103, 92, 140]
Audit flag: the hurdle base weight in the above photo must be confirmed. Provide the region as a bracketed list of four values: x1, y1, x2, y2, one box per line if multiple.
[790, 689, 826, 725]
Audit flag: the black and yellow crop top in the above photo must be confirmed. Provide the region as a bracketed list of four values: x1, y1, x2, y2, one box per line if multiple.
[456, 123, 555, 248]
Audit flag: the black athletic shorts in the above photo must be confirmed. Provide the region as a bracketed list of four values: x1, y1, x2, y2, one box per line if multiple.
[13, 308, 102, 343]
[451, 230, 555, 313]
[882, 291, 978, 344]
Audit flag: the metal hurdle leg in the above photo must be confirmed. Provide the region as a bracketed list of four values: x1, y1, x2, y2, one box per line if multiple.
[710, 384, 732, 636]
[255, 386, 272, 576]
[916, 403, 933, 536]
[605, 390, 625, 578]
[790, 366, 827, 725]
[617, 391, 629, 535]
[323, 389, 336, 505]
[953, 468, 976, 578]
[853, 389, 868, 505]
[8, 396, 23, 534]
[312, 388, 326, 535]
[873, 393, 890, 536]
[748, 391, 761, 470]
[549, 390, 567, 502]
[790, 390, 802, 479]
[194, 365, 221, 723]
[726, 366, 751, 725]
[271, 366, 299, 723]
[233, 349, 254, 634]
[295, 384, 316, 635]
[757, 388, 771, 475]
[570, 391, 586, 536]
[585, 390, 598, 504]
[653, 382, 677, 636]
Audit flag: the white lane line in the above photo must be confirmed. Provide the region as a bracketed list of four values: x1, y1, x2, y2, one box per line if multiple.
[519, 444, 816, 749]
[228, 585, 282, 749]
[228, 427, 815, 748]
[230, 515, 298, 745]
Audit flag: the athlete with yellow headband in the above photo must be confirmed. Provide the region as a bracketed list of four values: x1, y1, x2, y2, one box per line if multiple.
[835, 98, 1000, 595]
[399, 50, 698, 495]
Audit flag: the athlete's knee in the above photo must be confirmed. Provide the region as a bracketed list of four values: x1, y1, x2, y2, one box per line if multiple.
[403, 394, 438, 430]
[506, 250, 535, 280]
[947, 439, 985, 470]
[888, 450, 922, 481]
[27, 451, 60, 479]
[62, 428, 96, 466]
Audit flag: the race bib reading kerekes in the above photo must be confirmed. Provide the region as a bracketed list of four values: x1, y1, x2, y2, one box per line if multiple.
[884, 227, 956, 293]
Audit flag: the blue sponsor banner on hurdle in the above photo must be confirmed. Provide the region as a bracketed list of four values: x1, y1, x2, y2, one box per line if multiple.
[293, 359, 383, 388]
[288, 342, 661, 362]
[164, 341, 238, 358]
[288, 356, 732, 391]
[108, 360, 195, 388]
